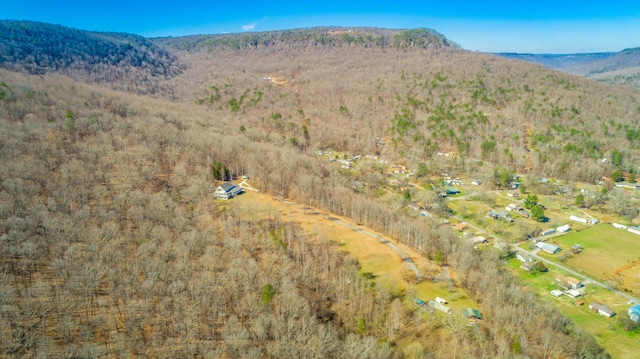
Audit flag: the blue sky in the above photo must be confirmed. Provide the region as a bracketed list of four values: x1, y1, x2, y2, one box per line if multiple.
[3, 1, 640, 53]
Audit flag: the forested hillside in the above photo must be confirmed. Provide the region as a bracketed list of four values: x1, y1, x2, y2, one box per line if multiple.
[0, 67, 606, 357]
[162, 33, 640, 186]
[0, 20, 184, 97]
[2, 24, 636, 357]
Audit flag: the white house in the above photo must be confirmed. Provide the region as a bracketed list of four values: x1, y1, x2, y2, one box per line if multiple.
[556, 224, 571, 233]
[556, 275, 583, 289]
[612, 223, 628, 230]
[215, 182, 244, 200]
[428, 300, 452, 315]
[516, 252, 535, 263]
[628, 227, 640, 236]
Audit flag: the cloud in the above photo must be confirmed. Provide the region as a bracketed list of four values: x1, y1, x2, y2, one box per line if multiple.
[241, 22, 257, 31]
[241, 17, 268, 32]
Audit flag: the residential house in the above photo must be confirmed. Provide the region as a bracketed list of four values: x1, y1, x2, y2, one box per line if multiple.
[516, 252, 535, 263]
[564, 289, 582, 298]
[569, 215, 588, 224]
[589, 303, 616, 317]
[556, 275, 583, 290]
[493, 240, 509, 251]
[469, 236, 488, 245]
[453, 222, 468, 231]
[507, 191, 520, 198]
[486, 210, 513, 222]
[520, 262, 536, 271]
[428, 300, 452, 315]
[215, 182, 244, 200]
[629, 304, 640, 322]
[445, 187, 461, 195]
[540, 228, 556, 236]
[556, 224, 571, 233]
[612, 223, 628, 230]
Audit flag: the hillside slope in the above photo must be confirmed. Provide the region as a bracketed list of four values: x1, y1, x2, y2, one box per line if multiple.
[0, 67, 608, 358]
[164, 37, 640, 185]
[0, 20, 184, 96]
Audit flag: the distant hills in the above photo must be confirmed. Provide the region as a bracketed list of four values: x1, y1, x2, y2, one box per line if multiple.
[152, 26, 459, 51]
[0, 20, 184, 96]
[495, 48, 640, 87]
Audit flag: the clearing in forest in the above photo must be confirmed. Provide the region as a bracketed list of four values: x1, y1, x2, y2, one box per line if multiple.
[225, 190, 476, 311]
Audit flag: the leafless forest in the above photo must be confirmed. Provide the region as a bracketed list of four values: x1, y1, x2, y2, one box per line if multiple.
[2, 25, 635, 357]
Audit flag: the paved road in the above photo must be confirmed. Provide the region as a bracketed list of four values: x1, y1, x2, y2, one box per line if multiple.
[450, 214, 640, 304]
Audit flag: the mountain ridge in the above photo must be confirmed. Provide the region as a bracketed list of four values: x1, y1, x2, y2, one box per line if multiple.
[0, 20, 185, 96]
[494, 47, 640, 87]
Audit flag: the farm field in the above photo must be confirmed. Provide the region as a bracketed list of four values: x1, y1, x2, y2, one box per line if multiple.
[541, 224, 640, 296]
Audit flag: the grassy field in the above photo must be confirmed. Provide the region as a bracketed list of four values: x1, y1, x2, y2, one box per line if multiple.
[544, 224, 640, 295]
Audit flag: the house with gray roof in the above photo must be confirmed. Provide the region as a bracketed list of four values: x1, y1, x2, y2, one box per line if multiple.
[215, 182, 244, 200]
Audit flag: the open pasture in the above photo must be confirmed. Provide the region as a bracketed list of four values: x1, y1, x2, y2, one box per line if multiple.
[551, 224, 640, 295]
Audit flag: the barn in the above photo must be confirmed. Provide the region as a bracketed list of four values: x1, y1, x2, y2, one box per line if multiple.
[535, 242, 561, 254]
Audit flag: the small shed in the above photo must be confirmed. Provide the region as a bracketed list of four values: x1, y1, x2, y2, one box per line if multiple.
[550, 290, 563, 298]
[629, 304, 640, 322]
[462, 308, 483, 320]
[556, 224, 571, 233]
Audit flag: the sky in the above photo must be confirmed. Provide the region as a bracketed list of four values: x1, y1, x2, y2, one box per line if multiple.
[3, 1, 640, 53]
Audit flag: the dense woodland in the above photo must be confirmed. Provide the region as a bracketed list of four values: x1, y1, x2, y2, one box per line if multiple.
[1, 23, 637, 357]
[0, 21, 184, 97]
